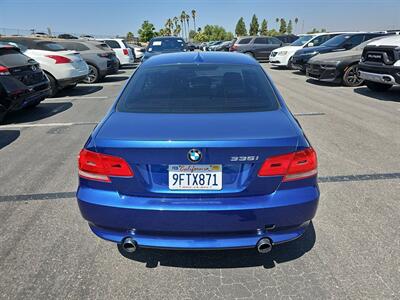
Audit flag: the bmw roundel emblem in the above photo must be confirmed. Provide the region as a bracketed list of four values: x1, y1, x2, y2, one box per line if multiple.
[188, 149, 202, 163]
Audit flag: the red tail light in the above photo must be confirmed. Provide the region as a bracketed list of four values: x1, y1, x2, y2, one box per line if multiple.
[0, 65, 10, 75]
[46, 55, 72, 64]
[258, 148, 317, 182]
[230, 45, 238, 52]
[78, 149, 134, 182]
[123, 49, 129, 55]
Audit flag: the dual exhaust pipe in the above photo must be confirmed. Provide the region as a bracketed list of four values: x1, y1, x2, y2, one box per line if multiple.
[121, 237, 272, 254]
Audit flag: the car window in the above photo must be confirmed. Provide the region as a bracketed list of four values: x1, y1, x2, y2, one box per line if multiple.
[345, 35, 364, 48]
[267, 37, 281, 44]
[147, 38, 185, 52]
[117, 64, 280, 113]
[321, 35, 354, 47]
[61, 42, 90, 51]
[237, 38, 252, 45]
[254, 38, 267, 44]
[291, 35, 314, 46]
[37, 41, 66, 51]
[105, 40, 121, 49]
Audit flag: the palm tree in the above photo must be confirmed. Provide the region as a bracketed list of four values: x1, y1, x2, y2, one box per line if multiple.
[185, 13, 190, 40]
[174, 24, 181, 37]
[165, 18, 173, 36]
[294, 17, 299, 34]
[191, 10, 197, 32]
[275, 18, 279, 30]
[180, 11, 186, 39]
[172, 17, 179, 36]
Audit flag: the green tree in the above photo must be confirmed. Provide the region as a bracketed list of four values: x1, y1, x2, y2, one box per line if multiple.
[225, 32, 234, 40]
[191, 10, 197, 32]
[275, 18, 279, 29]
[193, 32, 208, 42]
[126, 31, 134, 42]
[174, 24, 181, 37]
[287, 20, 293, 34]
[279, 18, 287, 34]
[189, 30, 197, 40]
[267, 29, 279, 36]
[259, 19, 268, 35]
[235, 17, 247, 36]
[138, 20, 156, 42]
[249, 14, 259, 36]
[165, 18, 173, 36]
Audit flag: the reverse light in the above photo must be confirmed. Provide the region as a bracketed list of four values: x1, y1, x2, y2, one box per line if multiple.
[0, 65, 10, 75]
[123, 49, 129, 55]
[78, 149, 134, 182]
[46, 55, 72, 64]
[258, 148, 317, 182]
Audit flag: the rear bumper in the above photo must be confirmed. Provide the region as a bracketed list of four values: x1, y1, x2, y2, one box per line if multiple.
[77, 184, 319, 249]
[58, 74, 87, 88]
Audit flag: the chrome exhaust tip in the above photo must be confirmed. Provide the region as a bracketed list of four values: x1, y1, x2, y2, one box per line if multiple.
[121, 237, 137, 253]
[256, 238, 272, 254]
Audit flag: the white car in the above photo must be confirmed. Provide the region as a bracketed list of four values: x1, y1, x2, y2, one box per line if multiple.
[1, 37, 89, 96]
[269, 32, 348, 68]
[128, 44, 145, 60]
[98, 38, 135, 67]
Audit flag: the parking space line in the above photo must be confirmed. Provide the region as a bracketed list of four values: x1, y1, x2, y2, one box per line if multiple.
[0, 122, 98, 129]
[1, 172, 399, 203]
[50, 96, 109, 101]
[294, 112, 326, 116]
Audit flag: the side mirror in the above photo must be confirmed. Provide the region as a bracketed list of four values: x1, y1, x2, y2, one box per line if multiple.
[307, 42, 314, 47]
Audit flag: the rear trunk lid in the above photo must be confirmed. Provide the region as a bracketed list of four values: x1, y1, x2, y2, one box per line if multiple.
[93, 110, 300, 197]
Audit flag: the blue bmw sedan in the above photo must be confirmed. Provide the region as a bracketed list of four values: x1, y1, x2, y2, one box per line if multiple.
[77, 52, 319, 254]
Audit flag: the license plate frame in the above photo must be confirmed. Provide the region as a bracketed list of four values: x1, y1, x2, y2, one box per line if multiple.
[168, 165, 222, 191]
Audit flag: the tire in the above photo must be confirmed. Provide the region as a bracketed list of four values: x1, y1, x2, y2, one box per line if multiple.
[342, 64, 364, 87]
[287, 57, 294, 70]
[365, 81, 392, 92]
[83, 64, 99, 84]
[245, 52, 254, 58]
[45, 72, 58, 97]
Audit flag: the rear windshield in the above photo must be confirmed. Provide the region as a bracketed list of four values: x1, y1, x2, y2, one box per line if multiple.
[147, 39, 185, 52]
[37, 41, 66, 51]
[95, 43, 112, 51]
[0, 48, 29, 66]
[117, 64, 279, 113]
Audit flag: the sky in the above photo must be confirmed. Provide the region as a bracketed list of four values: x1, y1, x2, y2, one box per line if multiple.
[1, 0, 399, 37]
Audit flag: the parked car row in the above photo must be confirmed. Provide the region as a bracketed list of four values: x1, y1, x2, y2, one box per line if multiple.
[0, 36, 136, 123]
[268, 31, 400, 89]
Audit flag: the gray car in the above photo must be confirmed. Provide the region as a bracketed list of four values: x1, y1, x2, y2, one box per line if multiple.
[56, 39, 119, 83]
[229, 36, 283, 61]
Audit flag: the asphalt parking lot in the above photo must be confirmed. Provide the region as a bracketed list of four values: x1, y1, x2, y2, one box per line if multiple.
[0, 64, 399, 299]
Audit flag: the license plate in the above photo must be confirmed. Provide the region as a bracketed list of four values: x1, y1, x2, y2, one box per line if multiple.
[168, 165, 222, 191]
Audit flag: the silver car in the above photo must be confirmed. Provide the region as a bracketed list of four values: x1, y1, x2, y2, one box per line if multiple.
[56, 39, 119, 83]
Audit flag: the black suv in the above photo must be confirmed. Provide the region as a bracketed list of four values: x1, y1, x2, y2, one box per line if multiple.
[0, 44, 50, 123]
[292, 33, 385, 72]
[229, 36, 283, 61]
